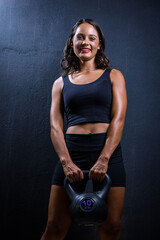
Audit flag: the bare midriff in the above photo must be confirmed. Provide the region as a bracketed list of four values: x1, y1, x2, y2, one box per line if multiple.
[66, 122, 110, 134]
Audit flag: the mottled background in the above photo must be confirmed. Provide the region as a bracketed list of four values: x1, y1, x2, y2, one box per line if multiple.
[0, 0, 160, 239]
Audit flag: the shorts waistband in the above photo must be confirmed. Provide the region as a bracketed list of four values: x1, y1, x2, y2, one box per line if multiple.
[65, 132, 107, 137]
[65, 132, 107, 151]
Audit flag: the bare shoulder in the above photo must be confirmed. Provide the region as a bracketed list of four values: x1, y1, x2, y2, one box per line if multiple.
[110, 68, 125, 86]
[51, 75, 64, 93]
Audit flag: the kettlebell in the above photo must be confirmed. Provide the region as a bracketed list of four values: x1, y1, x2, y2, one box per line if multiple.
[64, 170, 111, 226]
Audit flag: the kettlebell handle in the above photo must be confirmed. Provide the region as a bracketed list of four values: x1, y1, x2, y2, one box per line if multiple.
[64, 170, 111, 201]
[81, 170, 111, 199]
[63, 170, 90, 201]
[96, 173, 111, 199]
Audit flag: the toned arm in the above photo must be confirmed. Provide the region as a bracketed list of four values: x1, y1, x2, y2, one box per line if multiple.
[89, 69, 127, 181]
[50, 77, 84, 182]
[50, 77, 72, 163]
[99, 68, 127, 161]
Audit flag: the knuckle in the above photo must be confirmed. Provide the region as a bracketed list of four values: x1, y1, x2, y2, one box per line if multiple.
[77, 169, 82, 174]
[67, 172, 72, 178]
[75, 169, 79, 174]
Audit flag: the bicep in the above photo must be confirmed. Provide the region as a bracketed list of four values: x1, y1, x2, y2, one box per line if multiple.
[110, 69, 127, 121]
[50, 78, 64, 130]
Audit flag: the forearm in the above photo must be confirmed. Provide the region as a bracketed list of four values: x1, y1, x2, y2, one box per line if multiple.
[50, 127, 72, 165]
[99, 119, 125, 162]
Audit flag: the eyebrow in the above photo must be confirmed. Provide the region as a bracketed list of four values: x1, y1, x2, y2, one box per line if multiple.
[77, 33, 97, 38]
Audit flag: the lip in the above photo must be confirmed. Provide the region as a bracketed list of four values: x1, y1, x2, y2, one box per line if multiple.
[80, 48, 91, 50]
[81, 50, 90, 54]
[80, 48, 91, 53]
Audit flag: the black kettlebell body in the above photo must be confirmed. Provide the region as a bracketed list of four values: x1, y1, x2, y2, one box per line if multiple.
[64, 170, 111, 226]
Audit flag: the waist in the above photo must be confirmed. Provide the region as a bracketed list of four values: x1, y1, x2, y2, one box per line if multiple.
[65, 132, 121, 152]
[66, 122, 110, 134]
[65, 132, 108, 151]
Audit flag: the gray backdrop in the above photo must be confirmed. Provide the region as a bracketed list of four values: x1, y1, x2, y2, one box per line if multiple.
[0, 0, 160, 239]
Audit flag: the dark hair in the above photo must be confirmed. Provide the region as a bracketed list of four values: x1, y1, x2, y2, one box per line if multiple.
[60, 18, 112, 76]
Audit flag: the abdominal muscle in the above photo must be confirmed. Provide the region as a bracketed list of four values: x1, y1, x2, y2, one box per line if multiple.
[66, 122, 110, 134]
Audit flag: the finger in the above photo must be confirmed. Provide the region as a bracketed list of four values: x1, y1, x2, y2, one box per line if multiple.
[68, 175, 74, 183]
[73, 169, 82, 182]
[97, 172, 105, 182]
[95, 172, 100, 181]
[96, 171, 105, 181]
[99, 175, 104, 182]
[79, 170, 84, 181]
[89, 168, 94, 179]
[101, 173, 106, 181]
[68, 170, 77, 182]
[99, 172, 105, 181]
[75, 169, 81, 182]
[72, 171, 78, 182]
[91, 169, 98, 181]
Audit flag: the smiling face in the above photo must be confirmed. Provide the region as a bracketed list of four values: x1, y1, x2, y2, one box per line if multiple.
[71, 23, 101, 62]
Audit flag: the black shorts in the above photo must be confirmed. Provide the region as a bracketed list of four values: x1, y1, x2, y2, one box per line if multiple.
[51, 132, 126, 187]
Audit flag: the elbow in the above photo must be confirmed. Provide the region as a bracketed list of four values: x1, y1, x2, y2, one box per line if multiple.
[50, 125, 55, 136]
[50, 124, 63, 137]
[111, 116, 125, 125]
[111, 117, 125, 133]
[118, 117, 125, 126]
[117, 119, 125, 130]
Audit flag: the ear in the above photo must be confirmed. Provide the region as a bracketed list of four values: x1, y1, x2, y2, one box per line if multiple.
[98, 40, 101, 50]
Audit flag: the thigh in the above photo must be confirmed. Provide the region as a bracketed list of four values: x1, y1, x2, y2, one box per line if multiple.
[46, 185, 71, 228]
[99, 187, 125, 228]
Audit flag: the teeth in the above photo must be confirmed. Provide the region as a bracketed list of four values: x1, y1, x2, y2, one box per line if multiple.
[81, 49, 90, 51]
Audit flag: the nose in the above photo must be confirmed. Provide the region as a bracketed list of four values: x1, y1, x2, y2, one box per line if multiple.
[82, 38, 89, 45]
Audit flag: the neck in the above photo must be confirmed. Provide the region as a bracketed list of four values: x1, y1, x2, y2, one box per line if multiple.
[79, 58, 97, 72]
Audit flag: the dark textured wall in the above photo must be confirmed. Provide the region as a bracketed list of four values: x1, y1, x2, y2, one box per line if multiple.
[0, 0, 160, 239]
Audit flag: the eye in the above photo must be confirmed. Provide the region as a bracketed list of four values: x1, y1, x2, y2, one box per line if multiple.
[77, 35, 83, 39]
[76, 35, 96, 41]
[90, 37, 96, 41]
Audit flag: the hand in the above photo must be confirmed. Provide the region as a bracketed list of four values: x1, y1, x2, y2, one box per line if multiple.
[62, 161, 84, 183]
[89, 157, 109, 182]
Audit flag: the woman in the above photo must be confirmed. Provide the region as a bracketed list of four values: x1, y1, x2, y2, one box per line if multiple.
[41, 18, 127, 240]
